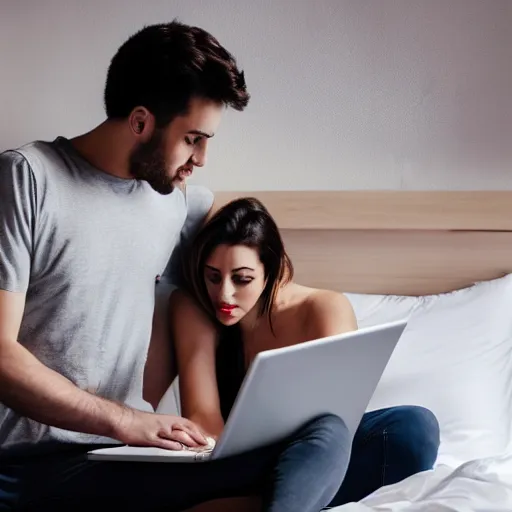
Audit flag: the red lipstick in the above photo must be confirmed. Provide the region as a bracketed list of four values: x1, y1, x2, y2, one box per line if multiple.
[218, 303, 237, 315]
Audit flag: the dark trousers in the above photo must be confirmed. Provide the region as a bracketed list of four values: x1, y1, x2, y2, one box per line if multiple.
[0, 405, 439, 511]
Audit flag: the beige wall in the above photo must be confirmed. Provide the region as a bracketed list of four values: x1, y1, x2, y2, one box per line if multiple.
[1, 0, 510, 190]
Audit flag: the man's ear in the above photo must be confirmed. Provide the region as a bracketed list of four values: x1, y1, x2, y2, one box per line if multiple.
[129, 106, 155, 139]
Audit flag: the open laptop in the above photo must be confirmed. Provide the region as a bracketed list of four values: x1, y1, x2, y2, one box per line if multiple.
[88, 318, 407, 463]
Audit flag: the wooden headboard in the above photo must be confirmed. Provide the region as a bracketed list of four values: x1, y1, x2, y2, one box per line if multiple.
[213, 191, 512, 296]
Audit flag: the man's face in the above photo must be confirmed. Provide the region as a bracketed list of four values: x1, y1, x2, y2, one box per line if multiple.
[129, 97, 223, 194]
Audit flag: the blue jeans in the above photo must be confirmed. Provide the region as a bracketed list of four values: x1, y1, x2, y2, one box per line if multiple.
[0, 406, 439, 511]
[328, 405, 440, 507]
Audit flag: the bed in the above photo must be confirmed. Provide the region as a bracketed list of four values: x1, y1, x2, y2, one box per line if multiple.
[181, 190, 512, 512]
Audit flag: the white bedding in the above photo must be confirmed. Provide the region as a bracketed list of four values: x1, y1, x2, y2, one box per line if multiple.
[337, 275, 512, 511]
[331, 451, 512, 511]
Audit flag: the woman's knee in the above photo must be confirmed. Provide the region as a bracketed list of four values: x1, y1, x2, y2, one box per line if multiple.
[387, 405, 440, 471]
[298, 414, 351, 454]
[305, 413, 349, 435]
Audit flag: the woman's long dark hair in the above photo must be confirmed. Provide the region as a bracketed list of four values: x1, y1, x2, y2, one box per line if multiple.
[183, 197, 294, 332]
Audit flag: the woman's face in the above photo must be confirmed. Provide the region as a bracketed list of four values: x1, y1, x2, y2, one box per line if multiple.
[204, 244, 266, 326]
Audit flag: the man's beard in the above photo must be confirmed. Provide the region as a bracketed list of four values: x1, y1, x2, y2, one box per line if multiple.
[129, 130, 175, 195]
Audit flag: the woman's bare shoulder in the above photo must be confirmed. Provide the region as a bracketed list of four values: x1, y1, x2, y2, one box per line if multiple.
[300, 287, 358, 338]
[308, 287, 353, 306]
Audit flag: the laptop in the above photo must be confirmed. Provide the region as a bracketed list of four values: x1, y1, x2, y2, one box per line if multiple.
[88, 318, 407, 463]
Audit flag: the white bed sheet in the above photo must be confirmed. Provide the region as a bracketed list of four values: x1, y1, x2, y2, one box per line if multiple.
[331, 450, 512, 512]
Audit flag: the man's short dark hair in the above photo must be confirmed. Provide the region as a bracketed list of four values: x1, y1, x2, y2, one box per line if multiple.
[104, 20, 250, 126]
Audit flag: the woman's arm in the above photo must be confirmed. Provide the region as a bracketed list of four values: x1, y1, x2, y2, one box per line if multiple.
[169, 289, 225, 438]
[304, 290, 358, 340]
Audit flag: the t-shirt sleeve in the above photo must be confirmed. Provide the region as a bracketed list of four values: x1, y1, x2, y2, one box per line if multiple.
[0, 151, 36, 293]
[162, 185, 214, 286]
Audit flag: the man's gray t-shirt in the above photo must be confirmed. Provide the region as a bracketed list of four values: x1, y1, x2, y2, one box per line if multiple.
[0, 136, 213, 456]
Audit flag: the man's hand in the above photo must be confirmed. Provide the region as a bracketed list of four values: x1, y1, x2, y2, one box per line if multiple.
[113, 409, 209, 451]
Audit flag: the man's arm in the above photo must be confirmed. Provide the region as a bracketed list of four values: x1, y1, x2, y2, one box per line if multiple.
[0, 151, 124, 436]
[0, 152, 206, 449]
[0, 290, 206, 449]
[0, 290, 126, 438]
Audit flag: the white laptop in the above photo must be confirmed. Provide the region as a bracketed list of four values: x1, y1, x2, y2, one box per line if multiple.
[88, 319, 407, 463]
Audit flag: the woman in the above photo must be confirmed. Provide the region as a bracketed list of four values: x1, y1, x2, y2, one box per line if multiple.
[169, 197, 439, 510]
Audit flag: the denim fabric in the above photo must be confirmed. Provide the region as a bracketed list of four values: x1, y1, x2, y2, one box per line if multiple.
[0, 406, 439, 511]
[327, 405, 440, 507]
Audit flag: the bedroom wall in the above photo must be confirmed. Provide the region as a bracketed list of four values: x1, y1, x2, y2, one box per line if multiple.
[0, 0, 510, 191]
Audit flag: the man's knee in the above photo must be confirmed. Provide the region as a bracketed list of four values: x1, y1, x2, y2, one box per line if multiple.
[386, 405, 440, 471]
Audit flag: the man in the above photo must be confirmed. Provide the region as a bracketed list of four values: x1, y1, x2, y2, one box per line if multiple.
[0, 20, 350, 511]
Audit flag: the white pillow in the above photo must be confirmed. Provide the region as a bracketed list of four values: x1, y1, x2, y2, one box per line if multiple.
[347, 274, 512, 468]
[345, 292, 424, 328]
